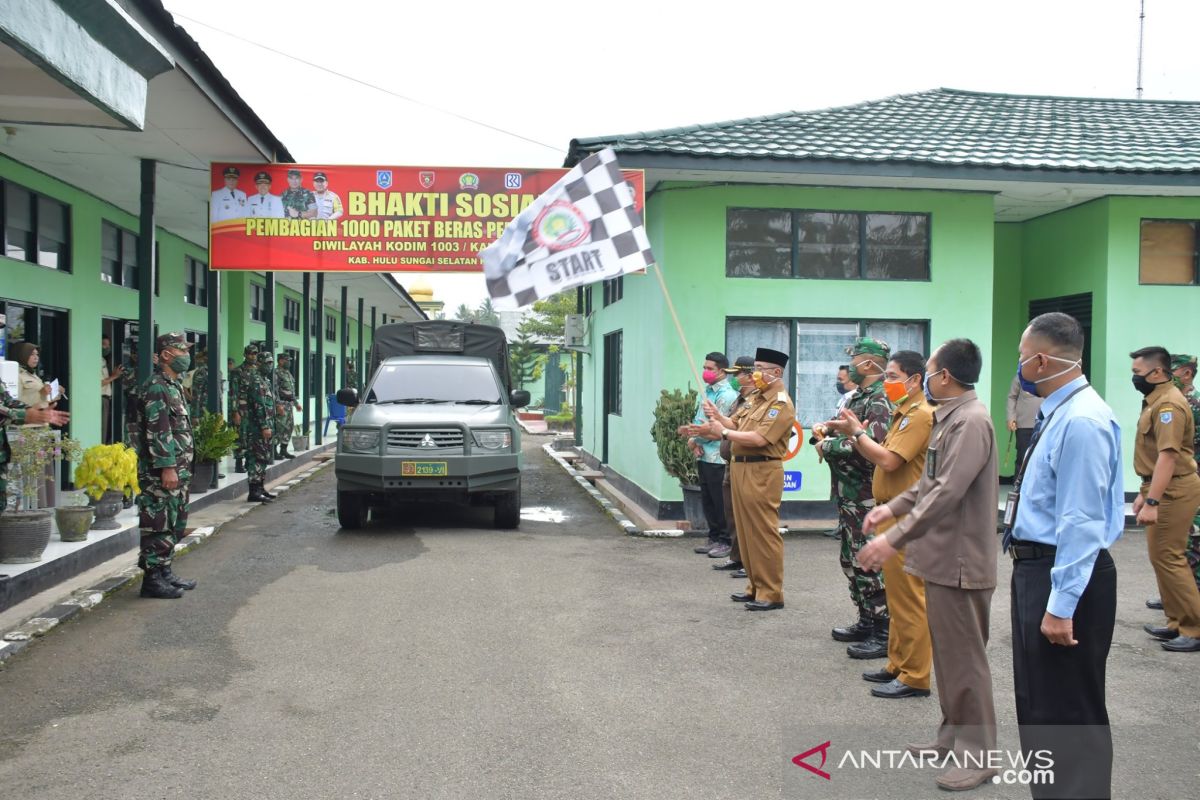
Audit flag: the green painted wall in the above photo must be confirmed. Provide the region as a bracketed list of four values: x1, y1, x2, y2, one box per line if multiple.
[582, 184, 997, 506]
[991, 223, 1024, 476]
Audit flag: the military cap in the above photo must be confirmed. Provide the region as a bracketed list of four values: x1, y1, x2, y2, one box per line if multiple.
[724, 355, 755, 374]
[756, 347, 789, 369]
[847, 336, 890, 360]
[277, 352, 291, 362]
[222, 166, 240, 178]
[1171, 353, 1197, 371]
[155, 331, 192, 352]
[314, 171, 328, 181]
[287, 168, 302, 178]
[254, 171, 272, 183]
[259, 351, 275, 362]
[243, 343, 259, 355]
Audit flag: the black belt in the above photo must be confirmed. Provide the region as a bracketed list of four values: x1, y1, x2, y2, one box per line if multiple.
[1008, 541, 1057, 561]
[730, 455, 780, 463]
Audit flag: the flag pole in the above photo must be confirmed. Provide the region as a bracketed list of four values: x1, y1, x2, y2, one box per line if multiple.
[649, 263, 704, 390]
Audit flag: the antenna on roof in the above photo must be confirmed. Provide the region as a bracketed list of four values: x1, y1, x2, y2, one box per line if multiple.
[1136, 0, 1146, 100]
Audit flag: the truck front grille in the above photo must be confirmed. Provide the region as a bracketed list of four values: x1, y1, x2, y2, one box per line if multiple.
[387, 429, 464, 449]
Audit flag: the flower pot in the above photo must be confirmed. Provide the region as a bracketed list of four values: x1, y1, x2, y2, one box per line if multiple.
[680, 484, 708, 533]
[292, 435, 310, 452]
[55, 505, 95, 542]
[90, 489, 126, 531]
[192, 462, 215, 495]
[0, 508, 54, 563]
[57, 489, 90, 508]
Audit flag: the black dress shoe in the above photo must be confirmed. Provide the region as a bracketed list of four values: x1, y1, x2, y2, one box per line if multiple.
[871, 678, 931, 699]
[862, 668, 899, 684]
[1162, 635, 1200, 652]
[730, 592, 755, 603]
[1146, 597, 1164, 610]
[745, 600, 784, 611]
[1144, 623, 1178, 640]
[712, 559, 742, 571]
[731, 568, 747, 579]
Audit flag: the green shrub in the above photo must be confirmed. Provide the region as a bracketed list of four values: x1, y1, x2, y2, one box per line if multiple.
[650, 388, 699, 487]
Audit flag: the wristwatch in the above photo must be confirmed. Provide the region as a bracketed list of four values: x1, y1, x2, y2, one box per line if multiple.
[852, 429, 867, 440]
[721, 428, 730, 440]
[1145, 497, 1160, 507]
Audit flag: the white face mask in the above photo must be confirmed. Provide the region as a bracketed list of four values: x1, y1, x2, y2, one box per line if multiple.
[1020, 353, 1080, 386]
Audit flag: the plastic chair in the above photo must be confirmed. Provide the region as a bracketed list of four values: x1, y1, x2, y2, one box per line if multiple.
[324, 393, 347, 436]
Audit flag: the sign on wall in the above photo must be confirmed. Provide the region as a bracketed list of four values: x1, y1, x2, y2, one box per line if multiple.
[208, 163, 645, 273]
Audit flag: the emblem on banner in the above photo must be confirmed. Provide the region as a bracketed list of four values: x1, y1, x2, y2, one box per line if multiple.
[504, 172, 523, 190]
[459, 172, 480, 190]
[376, 170, 394, 189]
[419, 171, 435, 189]
[533, 201, 591, 251]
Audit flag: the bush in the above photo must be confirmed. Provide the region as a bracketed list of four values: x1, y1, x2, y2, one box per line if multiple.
[194, 411, 240, 463]
[74, 444, 139, 500]
[650, 388, 699, 487]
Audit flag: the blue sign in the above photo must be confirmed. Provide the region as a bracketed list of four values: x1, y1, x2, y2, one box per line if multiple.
[783, 471, 802, 492]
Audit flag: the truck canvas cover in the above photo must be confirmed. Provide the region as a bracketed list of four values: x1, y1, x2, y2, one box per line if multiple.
[369, 320, 512, 391]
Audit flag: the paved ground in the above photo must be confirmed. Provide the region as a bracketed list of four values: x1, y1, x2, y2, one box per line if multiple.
[0, 434, 1192, 799]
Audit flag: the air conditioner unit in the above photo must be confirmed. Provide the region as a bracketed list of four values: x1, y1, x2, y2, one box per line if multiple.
[564, 314, 588, 350]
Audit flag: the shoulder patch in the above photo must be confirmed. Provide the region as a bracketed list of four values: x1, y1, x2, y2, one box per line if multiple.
[767, 408, 779, 419]
[1160, 410, 1174, 425]
[899, 417, 910, 431]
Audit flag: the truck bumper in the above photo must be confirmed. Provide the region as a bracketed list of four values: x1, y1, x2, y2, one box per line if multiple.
[335, 452, 521, 497]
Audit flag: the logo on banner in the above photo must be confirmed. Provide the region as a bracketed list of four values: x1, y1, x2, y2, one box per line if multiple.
[783, 471, 802, 492]
[376, 170, 394, 189]
[504, 172, 523, 190]
[533, 202, 591, 251]
[459, 173, 480, 190]
[419, 171, 435, 189]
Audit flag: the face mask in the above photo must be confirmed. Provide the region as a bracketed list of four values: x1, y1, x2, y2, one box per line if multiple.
[728, 377, 740, 392]
[259, 362, 274, 375]
[1132, 372, 1163, 396]
[1017, 354, 1080, 397]
[702, 369, 720, 384]
[169, 354, 191, 373]
[752, 371, 773, 391]
[102, 347, 111, 357]
[847, 362, 877, 386]
[923, 369, 946, 406]
[835, 381, 848, 395]
[883, 379, 908, 404]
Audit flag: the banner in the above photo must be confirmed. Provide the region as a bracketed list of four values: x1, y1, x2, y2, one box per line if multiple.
[208, 163, 644, 272]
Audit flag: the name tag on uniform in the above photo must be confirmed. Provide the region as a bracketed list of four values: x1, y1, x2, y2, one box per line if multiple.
[1003, 491, 1018, 526]
[926, 447, 938, 478]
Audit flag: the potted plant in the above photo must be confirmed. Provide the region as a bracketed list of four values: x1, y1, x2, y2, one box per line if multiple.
[292, 422, 310, 454]
[51, 436, 92, 541]
[649, 388, 706, 531]
[74, 444, 139, 530]
[0, 426, 77, 562]
[192, 411, 239, 493]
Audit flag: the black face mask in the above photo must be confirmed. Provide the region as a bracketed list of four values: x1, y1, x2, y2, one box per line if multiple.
[1132, 373, 1164, 397]
[836, 382, 848, 395]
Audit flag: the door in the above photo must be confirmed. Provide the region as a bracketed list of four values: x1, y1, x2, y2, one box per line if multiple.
[543, 351, 564, 414]
[1029, 293, 1093, 379]
[602, 331, 622, 464]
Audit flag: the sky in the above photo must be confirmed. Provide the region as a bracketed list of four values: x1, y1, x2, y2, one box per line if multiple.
[164, 0, 1200, 313]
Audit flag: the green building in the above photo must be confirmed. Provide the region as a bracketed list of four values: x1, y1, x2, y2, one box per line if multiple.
[566, 89, 1200, 518]
[1, 0, 424, 453]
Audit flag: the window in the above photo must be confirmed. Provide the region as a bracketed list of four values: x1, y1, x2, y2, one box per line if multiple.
[325, 314, 336, 342]
[184, 330, 207, 353]
[308, 352, 319, 395]
[602, 275, 623, 306]
[309, 303, 320, 337]
[325, 354, 336, 391]
[1140, 219, 1199, 285]
[100, 222, 139, 288]
[283, 298, 301, 332]
[283, 347, 300, 381]
[726, 317, 927, 427]
[726, 208, 930, 281]
[603, 331, 622, 416]
[250, 283, 266, 322]
[3, 182, 71, 271]
[184, 256, 208, 306]
[583, 285, 593, 316]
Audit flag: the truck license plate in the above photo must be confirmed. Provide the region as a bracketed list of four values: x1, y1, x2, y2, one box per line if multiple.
[402, 461, 448, 477]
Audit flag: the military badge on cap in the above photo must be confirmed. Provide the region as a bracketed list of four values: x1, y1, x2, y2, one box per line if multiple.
[314, 172, 327, 181]
[254, 171, 271, 183]
[222, 166, 240, 178]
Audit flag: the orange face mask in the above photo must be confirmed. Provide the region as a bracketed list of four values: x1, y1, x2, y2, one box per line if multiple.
[883, 379, 908, 404]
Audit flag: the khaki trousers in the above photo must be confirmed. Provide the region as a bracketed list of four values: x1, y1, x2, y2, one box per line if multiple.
[882, 548, 931, 690]
[722, 470, 740, 564]
[731, 460, 784, 604]
[1146, 473, 1200, 638]
[925, 582, 997, 759]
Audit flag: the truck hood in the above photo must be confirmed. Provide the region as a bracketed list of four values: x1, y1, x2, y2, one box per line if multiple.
[347, 402, 509, 427]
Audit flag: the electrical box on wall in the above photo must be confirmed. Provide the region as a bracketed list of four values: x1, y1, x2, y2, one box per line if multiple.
[564, 314, 588, 351]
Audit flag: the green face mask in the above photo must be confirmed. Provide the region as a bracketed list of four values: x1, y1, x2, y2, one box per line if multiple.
[259, 362, 274, 375]
[169, 354, 191, 373]
[729, 377, 740, 392]
[847, 361, 879, 385]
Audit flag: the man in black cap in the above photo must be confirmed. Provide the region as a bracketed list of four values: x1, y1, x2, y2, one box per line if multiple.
[246, 171, 284, 218]
[281, 169, 317, 220]
[701, 347, 796, 611]
[211, 166, 247, 222]
[312, 172, 344, 220]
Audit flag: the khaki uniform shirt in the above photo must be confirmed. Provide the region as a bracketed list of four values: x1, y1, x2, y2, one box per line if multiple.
[730, 385, 796, 459]
[872, 393, 934, 505]
[17, 368, 48, 410]
[1134, 381, 1197, 479]
[883, 391, 999, 589]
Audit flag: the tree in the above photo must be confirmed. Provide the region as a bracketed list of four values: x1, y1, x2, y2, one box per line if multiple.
[508, 324, 539, 392]
[518, 292, 574, 342]
[453, 298, 500, 327]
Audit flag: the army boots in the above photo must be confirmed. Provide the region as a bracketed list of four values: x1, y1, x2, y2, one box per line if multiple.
[832, 611, 873, 642]
[234, 455, 246, 473]
[140, 568, 184, 599]
[160, 565, 197, 591]
[847, 617, 890, 659]
[248, 482, 275, 503]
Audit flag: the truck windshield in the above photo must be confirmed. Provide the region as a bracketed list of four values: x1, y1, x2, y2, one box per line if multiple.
[366, 363, 503, 404]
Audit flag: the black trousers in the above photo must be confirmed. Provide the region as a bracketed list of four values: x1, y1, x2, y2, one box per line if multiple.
[1011, 549, 1115, 800]
[697, 461, 728, 544]
[1015, 427, 1034, 473]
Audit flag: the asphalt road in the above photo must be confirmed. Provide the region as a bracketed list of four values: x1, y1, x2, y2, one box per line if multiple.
[0, 435, 1193, 799]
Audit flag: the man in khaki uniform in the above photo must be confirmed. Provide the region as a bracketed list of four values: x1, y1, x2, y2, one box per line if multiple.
[860, 339, 999, 793]
[1132, 346, 1200, 652]
[701, 347, 796, 611]
[826, 350, 933, 698]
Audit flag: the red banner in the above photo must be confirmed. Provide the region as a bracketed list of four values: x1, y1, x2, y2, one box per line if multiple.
[208, 163, 645, 272]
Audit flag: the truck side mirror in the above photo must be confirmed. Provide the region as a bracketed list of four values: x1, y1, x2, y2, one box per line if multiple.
[336, 388, 359, 408]
[509, 389, 531, 408]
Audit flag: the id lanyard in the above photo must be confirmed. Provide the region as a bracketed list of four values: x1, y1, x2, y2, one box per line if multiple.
[1002, 384, 1088, 531]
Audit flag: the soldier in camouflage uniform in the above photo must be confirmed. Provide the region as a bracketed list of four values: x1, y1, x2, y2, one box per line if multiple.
[242, 350, 277, 503]
[281, 168, 316, 220]
[135, 333, 197, 599]
[230, 344, 258, 473]
[819, 337, 895, 658]
[189, 350, 209, 419]
[346, 359, 360, 393]
[275, 352, 301, 458]
[1, 388, 68, 511]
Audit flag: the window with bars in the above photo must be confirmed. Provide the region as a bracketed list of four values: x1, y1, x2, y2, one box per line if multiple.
[1139, 220, 1200, 285]
[602, 275, 624, 306]
[101, 222, 139, 288]
[250, 283, 266, 322]
[283, 298, 301, 332]
[603, 331, 623, 416]
[184, 256, 208, 306]
[325, 314, 336, 342]
[2, 181, 72, 271]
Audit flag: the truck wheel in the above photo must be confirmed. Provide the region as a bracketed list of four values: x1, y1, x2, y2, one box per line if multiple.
[337, 491, 367, 530]
[493, 483, 521, 529]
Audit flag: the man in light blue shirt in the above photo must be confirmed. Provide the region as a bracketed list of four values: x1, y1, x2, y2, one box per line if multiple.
[1008, 312, 1122, 800]
[678, 352, 739, 558]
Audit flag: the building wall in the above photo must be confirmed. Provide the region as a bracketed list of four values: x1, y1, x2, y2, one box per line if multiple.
[582, 183, 997, 508]
[991, 222, 1024, 476]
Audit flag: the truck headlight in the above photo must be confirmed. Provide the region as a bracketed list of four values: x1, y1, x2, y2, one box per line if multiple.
[342, 429, 380, 452]
[471, 429, 512, 451]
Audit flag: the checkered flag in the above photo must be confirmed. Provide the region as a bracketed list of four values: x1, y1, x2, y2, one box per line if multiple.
[482, 148, 654, 310]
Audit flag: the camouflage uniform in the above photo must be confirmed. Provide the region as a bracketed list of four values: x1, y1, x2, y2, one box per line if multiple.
[0, 387, 31, 510]
[346, 362, 360, 392]
[820, 338, 895, 622]
[281, 174, 316, 219]
[231, 345, 259, 469]
[135, 335, 193, 572]
[241, 352, 276, 485]
[1172, 354, 1200, 587]
[275, 356, 299, 454]
[190, 361, 209, 419]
